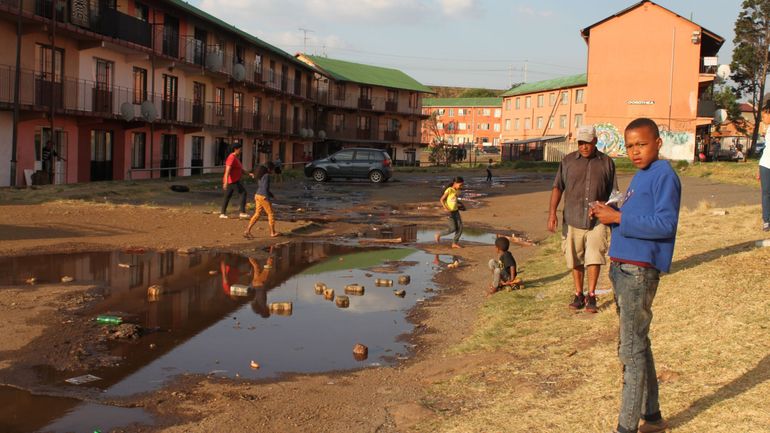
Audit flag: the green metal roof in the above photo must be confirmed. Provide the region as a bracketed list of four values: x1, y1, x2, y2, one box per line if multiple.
[301, 55, 433, 93]
[500, 73, 587, 97]
[422, 97, 502, 107]
[164, 0, 306, 68]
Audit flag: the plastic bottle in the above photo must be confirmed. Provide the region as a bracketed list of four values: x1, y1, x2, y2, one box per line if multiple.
[95, 315, 123, 325]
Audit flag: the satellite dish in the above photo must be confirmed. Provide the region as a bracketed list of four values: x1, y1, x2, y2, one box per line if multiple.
[714, 108, 728, 124]
[717, 64, 731, 80]
[317, 130, 326, 140]
[120, 102, 135, 122]
[299, 128, 308, 138]
[141, 101, 158, 122]
[205, 50, 223, 71]
[307, 129, 314, 138]
[232, 63, 246, 81]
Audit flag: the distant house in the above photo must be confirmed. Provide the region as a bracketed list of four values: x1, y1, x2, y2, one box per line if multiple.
[421, 97, 503, 148]
[296, 54, 433, 165]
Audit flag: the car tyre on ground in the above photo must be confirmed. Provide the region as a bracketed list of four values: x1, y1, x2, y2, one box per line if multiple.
[369, 170, 384, 183]
[312, 168, 328, 182]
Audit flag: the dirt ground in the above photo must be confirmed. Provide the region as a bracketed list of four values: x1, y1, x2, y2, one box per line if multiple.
[0, 169, 761, 432]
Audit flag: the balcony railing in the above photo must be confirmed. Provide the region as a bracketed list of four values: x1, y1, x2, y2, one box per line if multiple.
[384, 130, 399, 141]
[91, 7, 152, 48]
[0, 65, 315, 136]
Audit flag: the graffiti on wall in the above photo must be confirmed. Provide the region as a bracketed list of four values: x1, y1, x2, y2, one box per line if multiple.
[595, 123, 626, 157]
[658, 127, 695, 161]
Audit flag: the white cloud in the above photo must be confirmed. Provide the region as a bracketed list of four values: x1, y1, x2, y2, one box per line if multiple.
[517, 3, 553, 18]
[439, 0, 480, 17]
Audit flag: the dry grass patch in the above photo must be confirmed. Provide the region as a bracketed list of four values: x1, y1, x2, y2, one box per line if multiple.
[678, 161, 761, 188]
[417, 205, 770, 433]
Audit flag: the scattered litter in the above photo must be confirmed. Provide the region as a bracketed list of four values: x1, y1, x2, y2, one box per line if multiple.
[397, 275, 411, 285]
[118, 263, 133, 268]
[375, 278, 393, 287]
[65, 374, 101, 385]
[447, 260, 460, 269]
[394, 289, 406, 298]
[25, 277, 37, 285]
[756, 239, 770, 248]
[95, 315, 123, 325]
[711, 209, 728, 216]
[269, 302, 293, 315]
[208, 370, 227, 375]
[323, 288, 335, 301]
[60, 276, 74, 283]
[353, 343, 368, 361]
[344, 284, 365, 295]
[250, 360, 260, 369]
[335, 295, 350, 308]
[230, 284, 249, 296]
[208, 270, 218, 275]
[594, 289, 612, 295]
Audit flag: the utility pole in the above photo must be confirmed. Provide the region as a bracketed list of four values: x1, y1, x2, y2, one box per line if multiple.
[10, 0, 22, 186]
[509, 64, 513, 88]
[298, 27, 314, 53]
[523, 61, 528, 83]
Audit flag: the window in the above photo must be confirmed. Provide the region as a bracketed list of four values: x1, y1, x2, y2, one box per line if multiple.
[504, 119, 511, 131]
[525, 96, 531, 108]
[334, 82, 345, 100]
[493, 123, 501, 132]
[514, 118, 520, 130]
[408, 91, 418, 108]
[254, 53, 263, 78]
[482, 108, 491, 116]
[549, 93, 556, 105]
[436, 122, 444, 129]
[458, 122, 467, 130]
[36, 44, 63, 82]
[438, 108, 445, 115]
[524, 117, 531, 129]
[458, 108, 465, 116]
[494, 109, 501, 118]
[215, 87, 225, 116]
[192, 136, 204, 160]
[332, 113, 344, 131]
[561, 91, 568, 105]
[268, 60, 276, 83]
[537, 94, 544, 108]
[559, 115, 567, 128]
[133, 67, 147, 104]
[357, 116, 371, 130]
[448, 108, 454, 116]
[131, 132, 145, 168]
[548, 117, 554, 129]
[479, 123, 490, 130]
[575, 89, 584, 103]
[359, 86, 372, 101]
[134, 2, 149, 21]
[161, 74, 177, 120]
[536, 117, 543, 129]
[574, 113, 583, 127]
[387, 89, 397, 102]
[335, 150, 354, 161]
[409, 120, 417, 136]
[505, 99, 511, 110]
[515, 98, 520, 109]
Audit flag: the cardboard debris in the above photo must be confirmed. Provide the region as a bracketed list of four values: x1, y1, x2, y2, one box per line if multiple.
[65, 374, 102, 385]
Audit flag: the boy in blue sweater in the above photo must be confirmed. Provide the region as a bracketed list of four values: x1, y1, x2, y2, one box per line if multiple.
[591, 118, 680, 433]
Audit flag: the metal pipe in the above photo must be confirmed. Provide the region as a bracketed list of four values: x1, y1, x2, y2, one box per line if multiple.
[10, 0, 22, 186]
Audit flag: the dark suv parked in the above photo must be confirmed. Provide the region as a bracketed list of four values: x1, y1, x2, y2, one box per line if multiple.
[304, 148, 393, 183]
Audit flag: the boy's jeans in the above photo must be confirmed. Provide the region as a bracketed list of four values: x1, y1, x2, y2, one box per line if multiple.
[488, 259, 501, 287]
[439, 210, 463, 243]
[609, 262, 663, 433]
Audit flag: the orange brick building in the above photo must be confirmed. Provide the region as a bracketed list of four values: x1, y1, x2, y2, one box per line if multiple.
[499, 1, 724, 161]
[421, 97, 503, 148]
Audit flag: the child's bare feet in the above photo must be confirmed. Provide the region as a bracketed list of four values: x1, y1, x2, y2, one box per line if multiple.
[270, 232, 281, 238]
[243, 232, 254, 239]
[434, 232, 440, 244]
[451, 243, 462, 249]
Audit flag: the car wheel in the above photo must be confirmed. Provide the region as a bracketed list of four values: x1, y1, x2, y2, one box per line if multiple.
[369, 170, 384, 183]
[312, 169, 328, 182]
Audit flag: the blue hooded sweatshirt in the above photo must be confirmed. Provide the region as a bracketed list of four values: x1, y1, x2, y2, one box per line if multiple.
[609, 159, 681, 272]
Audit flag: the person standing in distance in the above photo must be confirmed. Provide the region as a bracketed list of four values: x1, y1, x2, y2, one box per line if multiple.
[591, 118, 681, 433]
[220, 143, 253, 219]
[548, 124, 617, 313]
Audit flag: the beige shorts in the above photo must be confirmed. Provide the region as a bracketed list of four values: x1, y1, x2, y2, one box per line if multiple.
[561, 224, 610, 268]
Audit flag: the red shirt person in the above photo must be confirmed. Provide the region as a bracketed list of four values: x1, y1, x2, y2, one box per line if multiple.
[219, 143, 253, 219]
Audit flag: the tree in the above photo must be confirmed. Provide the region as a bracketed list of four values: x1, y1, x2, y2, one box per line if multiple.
[458, 88, 500, 98]
[422, 112, 451, 166]
[713, 83, 747, 135]
[731, 0, 770, 154]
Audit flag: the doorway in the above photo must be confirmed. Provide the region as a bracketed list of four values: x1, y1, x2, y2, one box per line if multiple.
[161, 134, 178, 178]
[90, 130, 113, 181]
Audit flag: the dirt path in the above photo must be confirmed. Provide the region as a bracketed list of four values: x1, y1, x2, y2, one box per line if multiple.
[0, 170, 760, 432]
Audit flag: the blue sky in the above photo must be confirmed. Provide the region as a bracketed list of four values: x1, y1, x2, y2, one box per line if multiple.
[193, 0, 741, 89]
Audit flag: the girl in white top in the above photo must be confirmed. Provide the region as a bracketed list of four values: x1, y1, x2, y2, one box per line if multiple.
[760, 128, 770, 231]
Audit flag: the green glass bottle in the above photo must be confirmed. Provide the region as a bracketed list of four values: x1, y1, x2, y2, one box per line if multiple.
[95, 315, 122, 325]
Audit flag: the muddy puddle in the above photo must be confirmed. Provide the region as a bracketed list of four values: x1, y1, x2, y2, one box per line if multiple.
[0, 243, 454, 432]
[358, 224, 500, 245]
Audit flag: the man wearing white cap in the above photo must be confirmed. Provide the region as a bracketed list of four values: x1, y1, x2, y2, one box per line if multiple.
[548, 124, 617, 313]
